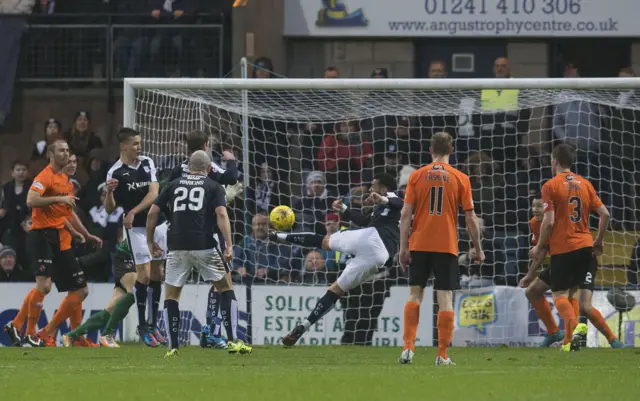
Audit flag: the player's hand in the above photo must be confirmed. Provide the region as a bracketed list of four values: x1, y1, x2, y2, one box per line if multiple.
[148, 241, 163, 258]
[123, 212, 135, 229]
[106, 178, 119, 192]
[174, 9, 184, 18]
[151, 9, 161, 18]
[87, 234, 103, 248]
[225, 183, 243, 202]
[593, 240, 604, 257]
[222, 150, 236, 161]
[332, 199, 344, 212]
[473, 248, 485, 264]
[399, 249, 411, 272]
[529, 245, 544, 262]
[223, 247, 233, 262]
[364, 192, 383, 206]
[519, 273, 534, 288]
[59, 195, 78, 208]
[72, 232, 86, 244]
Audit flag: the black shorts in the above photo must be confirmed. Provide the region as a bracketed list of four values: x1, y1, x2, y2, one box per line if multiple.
[549, 247, 595, 292]
[538, 266, 552, 287]
[409, 251, 460, 291]
[28, 228, 86, 292]
[113, 248, 136, 291]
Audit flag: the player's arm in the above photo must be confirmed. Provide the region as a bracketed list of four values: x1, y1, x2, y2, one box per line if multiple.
[214, 186, 233, 260]
[104, 171, 118, 213]
[64, 219, 84, 242]
[26, 190, 68, 208]
[210, 158, 238, 186]
[399, 202, 413, 253]
[337, 201, 370, 226]
[464, 210, 483, 254]
[145, 205, 161, 244]
[536, 210, 554, 251]
[593, 205, 610, 255]
[460, 174, 484, 262]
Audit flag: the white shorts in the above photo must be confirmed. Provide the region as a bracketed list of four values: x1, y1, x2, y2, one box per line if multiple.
[126, 222, 168, 265]
[329, 227, 390, 292]
[165, 249, 227, 288]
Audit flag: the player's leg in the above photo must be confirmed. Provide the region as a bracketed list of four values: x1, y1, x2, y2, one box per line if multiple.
[162, 250, 192, 358]
[63, 287, 124, 348]
[202, 241, 231, 349]
[432, 253, 459, 366]
[575, 257, 623, 348]
[525, 269, 564, 346]
[282, 228, 388, 347]
[399, 252, 430, 364]
[126, 227, 157, 347]
[38, 248, 89, 346]
[148, 222, 168, 345]
[550, 250, 583, 352]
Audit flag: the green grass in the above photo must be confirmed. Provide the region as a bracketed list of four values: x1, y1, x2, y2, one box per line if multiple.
[1, 346, 639, 401]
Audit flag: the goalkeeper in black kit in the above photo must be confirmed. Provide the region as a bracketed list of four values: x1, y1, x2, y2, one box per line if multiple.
[167, 130, 243, 349]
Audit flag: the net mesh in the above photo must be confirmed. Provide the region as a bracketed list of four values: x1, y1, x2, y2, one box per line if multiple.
[131, 81, 640, 346]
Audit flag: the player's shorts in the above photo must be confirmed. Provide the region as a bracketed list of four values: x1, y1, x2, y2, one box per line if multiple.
[125, 222, 168, 265]
[329, 227, 390, 292]
[549, 247, 595, 292]
[165, 249, 227, 288]
[538, 260, 595, 291]
[27, 228, 86, 292]
[113, 248, 136, 292]
[408, 251, 459, 291]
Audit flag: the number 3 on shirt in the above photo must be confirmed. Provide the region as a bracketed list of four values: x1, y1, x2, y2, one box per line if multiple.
[429, 186, 444, 216]
[569, 196, 582, 223]
[174, 187, 204, 211]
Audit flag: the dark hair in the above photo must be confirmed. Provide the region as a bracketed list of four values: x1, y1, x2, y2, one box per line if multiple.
[531, 193, 542, 200]
[430, 131, 453, 157]
[325, 66, 339, 74]
[11, 160, 27, 170]
[552, 144, 575, 169]
[374, 173, 397, 192]
[117, 127, 140, 143]
[186, 130, 209, 154]
[430, 60, 447, 69]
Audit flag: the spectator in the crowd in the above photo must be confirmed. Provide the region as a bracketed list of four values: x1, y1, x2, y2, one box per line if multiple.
[0, 247, 32, 282]
[252, 56, 276, 78]
[373, 140, 405, 183]
[371, 68, 388, 78]
[66, 111, 103, 165]
[31, 118, 61, 161]
[249, 162, 286, 215]
[300, 251, 328, 285]
[79, 148, 109, 212]
[233, 214, 294, 282]
[292, 171, 337, 235]
[0, 160, 31, 268]
[317, 120, 373, 195]
[428, 60, 447, 78]
[150, 0, 194, 77]
[112, 0, 150, 78]
[324, 66, 339, 78]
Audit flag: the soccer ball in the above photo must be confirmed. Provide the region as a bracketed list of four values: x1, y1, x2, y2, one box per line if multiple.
[270, 205, 295, 231]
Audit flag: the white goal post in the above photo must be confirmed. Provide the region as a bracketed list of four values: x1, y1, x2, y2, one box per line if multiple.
[123, 77, 640, 348]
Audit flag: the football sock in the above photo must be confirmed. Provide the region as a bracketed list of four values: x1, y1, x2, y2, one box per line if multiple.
[45, 292, 83, 335]
[134, 281, 148, 329]
[554, 296, 577, 345]
[570, 297, 580, 322]
[586, 307, 617, 342]
[163, 299, 180, 350]
[206, 287, 219, 326]
[67, 310, 111, 340]
[279, 233, 324, 248]
[26, 289, 46, 336]
[531, 297, 559, 334]
[70, 304, 83, 330]
[402, 301, 420, 352]
[103, 293, 135, 335]
[304, 290, 340, 329]
[13, 288, 35, 333]
[214, 309, 222, 336]
[437, 311, 454, 359]
[149, 280, 162, 327]
[219, 290, 238, 342]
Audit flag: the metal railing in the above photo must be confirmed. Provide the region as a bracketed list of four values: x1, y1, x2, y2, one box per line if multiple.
[3, 13, 227, 84]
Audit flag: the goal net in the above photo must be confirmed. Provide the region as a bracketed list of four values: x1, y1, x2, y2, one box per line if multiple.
[125, 77, 640, 348]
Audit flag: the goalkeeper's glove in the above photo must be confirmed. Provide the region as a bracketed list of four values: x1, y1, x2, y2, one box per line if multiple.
[225, 183, 244, 203]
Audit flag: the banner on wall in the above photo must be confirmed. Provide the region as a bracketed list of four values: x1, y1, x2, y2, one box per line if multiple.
[250, 286, 433, 346]
[0, 283, 248, 347]
[284, 0, 637, 37]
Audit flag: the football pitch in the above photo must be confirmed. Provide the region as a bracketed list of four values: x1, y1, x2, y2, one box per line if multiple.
[0, 346, 638, 401]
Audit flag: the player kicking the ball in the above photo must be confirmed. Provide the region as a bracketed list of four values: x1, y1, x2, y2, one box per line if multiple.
[529, 144, 622, 351]
[269, 173, 403, 347]
[147, 150, 251, 357]
[399, 132, 484, 366]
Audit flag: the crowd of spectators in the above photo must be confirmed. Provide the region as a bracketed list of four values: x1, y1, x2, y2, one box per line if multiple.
[2, 55, 640, 293]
